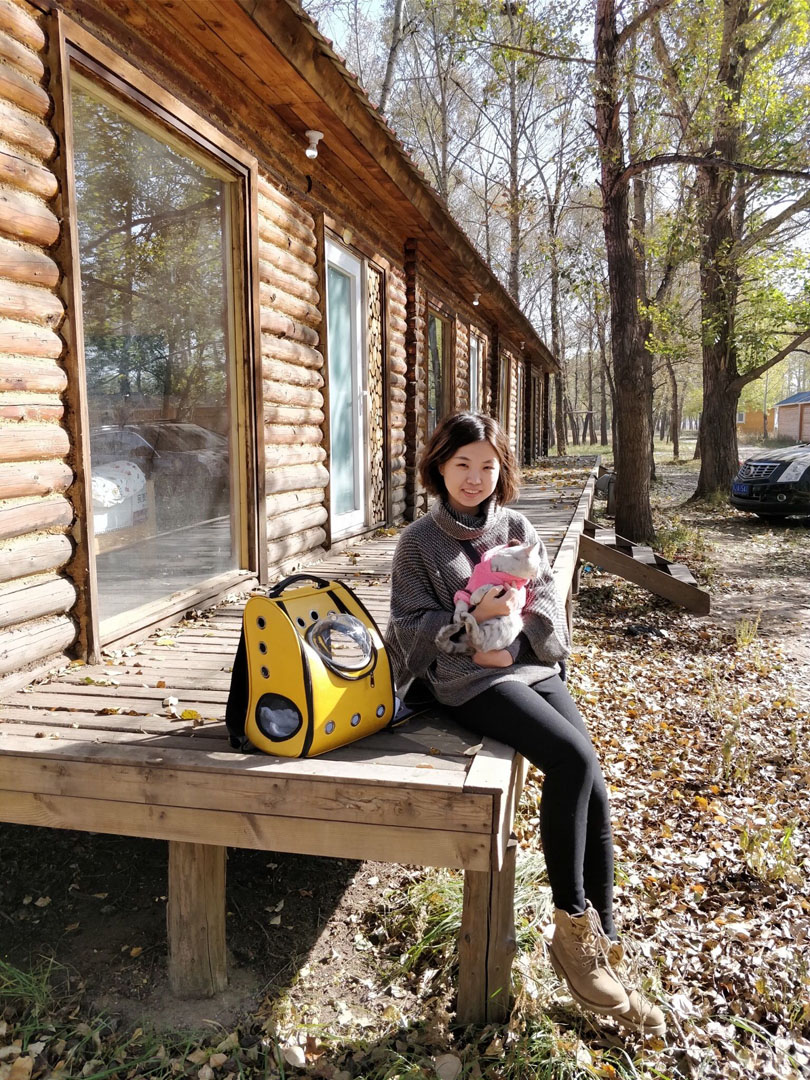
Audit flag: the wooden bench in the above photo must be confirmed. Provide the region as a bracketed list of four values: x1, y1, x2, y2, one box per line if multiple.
[0, 463, 597, 1023]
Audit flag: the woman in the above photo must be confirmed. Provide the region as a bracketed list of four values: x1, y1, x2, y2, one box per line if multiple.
[385, 411, 664, 1035]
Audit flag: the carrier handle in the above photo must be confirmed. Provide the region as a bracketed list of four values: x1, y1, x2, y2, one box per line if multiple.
[266, 574, 333, 598]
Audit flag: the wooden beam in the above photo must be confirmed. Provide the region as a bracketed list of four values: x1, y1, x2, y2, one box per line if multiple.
[457, 838, 517, 1024]
[167, 841, 227, 998]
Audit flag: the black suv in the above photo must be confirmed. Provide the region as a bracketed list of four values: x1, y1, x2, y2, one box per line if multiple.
[731, 444, 810, 519]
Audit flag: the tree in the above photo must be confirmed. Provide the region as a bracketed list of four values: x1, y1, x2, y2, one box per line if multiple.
[650, 0, 810, 494]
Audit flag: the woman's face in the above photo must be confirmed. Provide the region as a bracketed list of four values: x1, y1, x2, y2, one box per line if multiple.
[438, 439, 500, 514]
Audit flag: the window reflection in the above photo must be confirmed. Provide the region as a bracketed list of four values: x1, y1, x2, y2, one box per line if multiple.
[72, 75, 238, 621]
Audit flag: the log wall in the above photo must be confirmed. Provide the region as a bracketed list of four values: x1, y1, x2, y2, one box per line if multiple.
[387, 262, 407, 522]
[0, 0, 76, 681]
[258, 174, 329, 569]
[454, 318, 469, 412]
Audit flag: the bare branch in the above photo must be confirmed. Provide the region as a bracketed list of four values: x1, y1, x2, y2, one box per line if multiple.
[616, 0, 678, 51]
[614, 153, 810, 193]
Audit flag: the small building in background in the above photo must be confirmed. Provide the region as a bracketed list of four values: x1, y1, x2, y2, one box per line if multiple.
[736, 408, 774, 437]
[774, 392, 810, 442]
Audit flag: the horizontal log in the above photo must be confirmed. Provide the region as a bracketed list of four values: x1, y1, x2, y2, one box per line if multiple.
[258, 190, 316, 247]
[258, 257, 320, 307]
[0, 236, 58, 287]
[258, 238, 318, 286]
[0, 458, 72, 498]
[261, 332, 323, 370]
[0, 148, 57, 202]
[0, 355, 66, 391]
[0, 0, 46, 54]
[265, 486, 324, 517]
[264, 422, 322, 446]
[260, 308, 320, 347]
[257, 174, 315, 231]
[389, 370, 406, 388]
[262, 358, 324, 390]
[0, 58, 48, 117]
[0, 422, 69, 462]
[266, 525, 326, 570]
[264, 461, 328, 495]
[265, 443, 326, 468]
[0, 186, 59, 246]
[0, 531, 73, 583]
[0, 402, 63, 421]
[257, 215, 316, 268]
[260, 279, 321, 328]
[0, 316, 62, 357]
[265, 502, 327, 542]
[0, 574, 77, 629]
[262, 378, 323, 410]
[0, 277, 62, 327]
[390, 388, 406, 405]
[389, 314, 407, 336]
[0, 27, 44, 83]
[263, 403, 324, 426]
[0, 614, 77, 677]
[0, 495, 72, 539]
[0, 98, 55, 161]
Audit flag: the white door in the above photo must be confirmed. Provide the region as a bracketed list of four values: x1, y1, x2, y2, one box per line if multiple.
[326, 239, 366, 537]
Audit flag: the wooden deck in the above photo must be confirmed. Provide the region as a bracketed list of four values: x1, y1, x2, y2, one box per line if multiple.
[0, 461, 597, 1021]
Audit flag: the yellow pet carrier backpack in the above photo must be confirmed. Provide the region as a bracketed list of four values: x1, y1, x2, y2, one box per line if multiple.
[225, 574, 395, 757]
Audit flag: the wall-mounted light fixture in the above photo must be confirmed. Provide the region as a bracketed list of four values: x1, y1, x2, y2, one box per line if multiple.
[305, 130, 324, 159]
[472, 292, 480, 306]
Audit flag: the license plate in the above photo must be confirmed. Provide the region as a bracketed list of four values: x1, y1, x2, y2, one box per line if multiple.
[732, 482, 751, 496]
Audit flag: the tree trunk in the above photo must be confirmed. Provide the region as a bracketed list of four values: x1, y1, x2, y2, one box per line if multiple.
[378, 0, 406, 116]
[667, 360, 680, 457]
[594, 0, 655, 542]
[554, 373, 567, 454]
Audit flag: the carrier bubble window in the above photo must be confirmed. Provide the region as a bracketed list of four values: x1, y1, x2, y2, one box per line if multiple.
[325, 721, 335, 734]
[351, 713, 361, 727]
[376, 705, 385, 717]
[305, 613, 373, 672]
[255, 693, 302, 741]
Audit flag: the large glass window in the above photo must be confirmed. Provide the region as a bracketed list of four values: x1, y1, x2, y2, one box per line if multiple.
[325, 239, 366, 537]
[469, 333, 481, 412]
[71, 73, 240, 622]
[427, 311, 447, 437]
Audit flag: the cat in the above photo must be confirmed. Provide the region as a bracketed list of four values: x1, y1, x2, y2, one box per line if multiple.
[434, 540, 542, 655]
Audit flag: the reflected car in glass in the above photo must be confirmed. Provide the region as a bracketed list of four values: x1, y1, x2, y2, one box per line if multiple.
[90, 422, 230, 529]
[730, 443, 810, 519]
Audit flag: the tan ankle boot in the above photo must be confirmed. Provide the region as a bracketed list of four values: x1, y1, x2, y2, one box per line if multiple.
[544, 903, 629, 1017]
[605, 940, 667, 1036]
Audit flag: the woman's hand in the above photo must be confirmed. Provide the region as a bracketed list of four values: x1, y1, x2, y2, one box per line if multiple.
[471, 585, 521, 623]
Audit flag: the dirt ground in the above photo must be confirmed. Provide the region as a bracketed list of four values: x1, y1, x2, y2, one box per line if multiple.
[1, 450, 808, 1037]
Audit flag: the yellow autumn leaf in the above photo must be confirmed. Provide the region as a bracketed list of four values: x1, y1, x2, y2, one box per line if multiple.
[181, 709, 201, 720]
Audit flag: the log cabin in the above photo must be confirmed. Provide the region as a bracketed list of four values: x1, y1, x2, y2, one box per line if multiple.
[0, 0, 557, 685]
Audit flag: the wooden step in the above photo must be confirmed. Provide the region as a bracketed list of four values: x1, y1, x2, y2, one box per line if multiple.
[579, 519, 709, 614]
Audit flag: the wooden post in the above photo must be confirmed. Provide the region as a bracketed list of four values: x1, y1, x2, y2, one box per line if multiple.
[167, 841, 228, 998]
[457, 838, 517, 1025]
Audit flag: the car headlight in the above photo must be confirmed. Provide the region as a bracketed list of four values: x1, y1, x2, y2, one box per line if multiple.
[776, 460, 810, 483]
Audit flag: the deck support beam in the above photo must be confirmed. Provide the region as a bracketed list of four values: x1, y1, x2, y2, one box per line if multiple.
[167, 841, 228, 998]
[457, 837, 517, 1024]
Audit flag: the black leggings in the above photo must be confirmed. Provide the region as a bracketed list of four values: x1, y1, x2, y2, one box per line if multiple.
[442, 675, 616, 938]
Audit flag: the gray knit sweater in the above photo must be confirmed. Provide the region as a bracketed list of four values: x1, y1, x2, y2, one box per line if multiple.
[385, 497, 571, 706]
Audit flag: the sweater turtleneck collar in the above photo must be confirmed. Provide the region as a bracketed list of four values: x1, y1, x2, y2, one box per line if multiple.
[430, 495, 503, 540]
